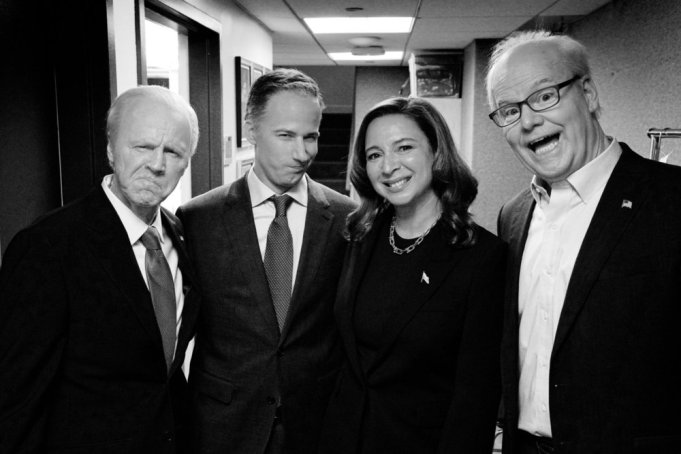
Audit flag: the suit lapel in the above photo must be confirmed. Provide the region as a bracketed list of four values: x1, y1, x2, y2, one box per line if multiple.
[503, 191, 535, 336]
[554, 146, 650, 354]
[82, 188, 165, 363]
[221, 178, 280, 336]
[281, 180, 334, 340]
[162, 209, 198, 375]
[500, 191, 535, 395]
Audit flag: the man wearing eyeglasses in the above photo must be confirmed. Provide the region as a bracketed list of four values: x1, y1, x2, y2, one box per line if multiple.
[486, 31, 681, 454]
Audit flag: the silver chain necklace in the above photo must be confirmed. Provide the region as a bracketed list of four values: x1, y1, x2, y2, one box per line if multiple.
[389, 215, 440, 255]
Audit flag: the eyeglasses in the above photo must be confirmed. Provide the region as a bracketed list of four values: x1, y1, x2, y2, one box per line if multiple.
[488, 75, 582, 127]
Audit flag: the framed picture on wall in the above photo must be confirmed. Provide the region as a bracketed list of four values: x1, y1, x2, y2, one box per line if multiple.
[235, 57, 269, 147]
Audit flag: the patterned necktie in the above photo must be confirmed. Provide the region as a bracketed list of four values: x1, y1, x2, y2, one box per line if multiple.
[264, 195, 294, 331]
[139, 226, 177, 371]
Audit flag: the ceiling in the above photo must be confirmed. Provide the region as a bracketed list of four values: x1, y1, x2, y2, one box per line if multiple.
[233, 0, 612, 66]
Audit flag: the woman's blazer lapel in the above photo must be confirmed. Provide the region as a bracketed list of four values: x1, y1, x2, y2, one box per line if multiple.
[334, 217, 383, 384]
[367, 228, 466, 374]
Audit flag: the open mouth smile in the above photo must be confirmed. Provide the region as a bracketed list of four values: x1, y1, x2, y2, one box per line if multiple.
[529, 133, 560, 155]
[383, 176, 411, 190]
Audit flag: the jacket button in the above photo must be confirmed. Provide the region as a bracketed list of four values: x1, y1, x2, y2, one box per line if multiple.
[276, 349, 284, 357]
[266, 396, 277, 405]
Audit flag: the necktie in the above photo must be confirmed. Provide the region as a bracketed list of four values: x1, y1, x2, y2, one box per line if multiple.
[139, 226, 177, 371]
[264, 195, 294, 331]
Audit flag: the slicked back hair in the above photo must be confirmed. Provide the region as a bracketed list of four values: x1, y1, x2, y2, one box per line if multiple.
[245, 68, 325, 125]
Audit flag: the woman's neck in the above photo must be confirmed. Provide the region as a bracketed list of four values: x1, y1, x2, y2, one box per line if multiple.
[393, 198, 442, 239]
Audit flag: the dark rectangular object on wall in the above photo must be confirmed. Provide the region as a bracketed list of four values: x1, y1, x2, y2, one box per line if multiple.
[410, 53, 463, 98]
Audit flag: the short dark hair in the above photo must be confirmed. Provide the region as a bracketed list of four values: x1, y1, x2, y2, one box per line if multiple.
[347, 97, 478, 246]
[245, 68, 325, 124]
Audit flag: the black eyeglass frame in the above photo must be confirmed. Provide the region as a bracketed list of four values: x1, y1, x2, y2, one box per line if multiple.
[488, 75, 583, 127]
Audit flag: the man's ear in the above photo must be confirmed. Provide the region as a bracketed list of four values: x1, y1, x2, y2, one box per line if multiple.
[106, 144, 114, 169]
[582, 76, 600, 114]
[245, 120, 257, 146]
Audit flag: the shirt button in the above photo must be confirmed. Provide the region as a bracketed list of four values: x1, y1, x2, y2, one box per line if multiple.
[542, 404, 547, 412]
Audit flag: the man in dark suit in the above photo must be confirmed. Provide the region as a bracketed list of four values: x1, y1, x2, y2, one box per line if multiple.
[0, 85, 200, 453]
[177, 68, 356, 454]
[486, 30, 681, 454]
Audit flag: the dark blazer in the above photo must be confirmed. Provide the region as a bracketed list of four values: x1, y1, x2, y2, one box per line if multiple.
[498, 144, 681, 454]
[319, 212, 506, 454]
[177, 176, 356, 454]
[0, 186, 199, 454]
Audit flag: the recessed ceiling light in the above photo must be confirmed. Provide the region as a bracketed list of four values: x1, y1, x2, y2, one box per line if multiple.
[328, 51, 404, 61]
[304, 17, 414, 34]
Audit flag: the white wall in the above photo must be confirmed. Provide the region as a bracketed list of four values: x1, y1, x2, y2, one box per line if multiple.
[187, 0, 272, 184]
[108, 0, 273, 185]
[569, 0, 681, 156]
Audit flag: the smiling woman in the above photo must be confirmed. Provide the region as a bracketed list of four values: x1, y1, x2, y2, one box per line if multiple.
[318, 96, 506, 454]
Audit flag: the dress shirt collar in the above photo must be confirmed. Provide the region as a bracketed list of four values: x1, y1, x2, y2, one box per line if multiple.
[530, 138, 622, 205]
[247, 168, 308, 208]
[101, 174, 165, 246]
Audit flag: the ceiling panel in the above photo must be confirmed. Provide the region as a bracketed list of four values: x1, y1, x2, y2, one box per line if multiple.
[419, 0, 556, 17]
[235, 0, 293, 19]
[414, 15, 532, 34]
[541, 0, 612, 16]
[236, 0, 617, 66]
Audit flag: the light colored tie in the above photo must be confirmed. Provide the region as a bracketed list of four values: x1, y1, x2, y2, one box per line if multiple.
[263, 195, 294, 331]
[139, 226, 177, 371]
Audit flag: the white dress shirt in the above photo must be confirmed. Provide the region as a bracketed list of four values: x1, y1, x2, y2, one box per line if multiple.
[101, 175, 184, 345]
[517, 139, 622, 437]
[247, 169, 308, 290]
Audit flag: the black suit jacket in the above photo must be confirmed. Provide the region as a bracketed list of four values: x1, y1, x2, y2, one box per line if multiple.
[319, 212, 506, 454]
[498, 144, 681, 454]
[177, 176, 356, 454]
[0, 186, 199, 453]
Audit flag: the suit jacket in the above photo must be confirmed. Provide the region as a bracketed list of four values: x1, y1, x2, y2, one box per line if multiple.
[498, 144, 681, 454]
[319, 211, 506, 454]
[176, 175, 356, 454]
[0, 186, 199, 454]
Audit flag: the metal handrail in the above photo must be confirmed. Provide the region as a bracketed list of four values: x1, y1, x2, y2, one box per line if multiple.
[647, 128, 681, 161]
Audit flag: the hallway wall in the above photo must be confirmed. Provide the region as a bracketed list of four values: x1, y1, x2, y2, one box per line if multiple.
[462, 39, 529, 234]
[291, 66, 356, 114]
[570, 0, 681, 156]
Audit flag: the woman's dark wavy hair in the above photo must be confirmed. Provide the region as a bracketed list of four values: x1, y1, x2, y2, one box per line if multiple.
[346, 97, 478, 247]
